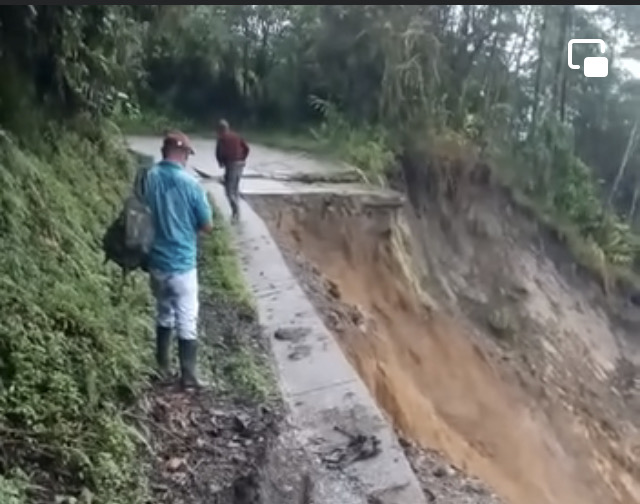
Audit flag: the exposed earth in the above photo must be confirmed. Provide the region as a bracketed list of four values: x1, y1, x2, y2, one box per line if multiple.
[129, 136, 640, 504]
[246, 153, 640, 504]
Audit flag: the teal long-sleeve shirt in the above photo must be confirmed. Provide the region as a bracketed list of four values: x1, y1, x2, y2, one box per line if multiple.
[145, 160, 213, 273]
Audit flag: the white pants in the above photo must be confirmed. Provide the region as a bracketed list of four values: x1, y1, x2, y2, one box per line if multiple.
[150, 268, 199, 341]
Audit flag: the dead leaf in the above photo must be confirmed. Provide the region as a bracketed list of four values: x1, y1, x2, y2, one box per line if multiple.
[166, 457, 186, 472]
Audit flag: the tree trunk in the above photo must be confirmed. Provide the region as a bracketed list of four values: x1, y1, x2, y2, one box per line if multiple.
[629, 179, 640, 225]
[482, 31, 500, 114]
[507, 6, 532, 134]
[552, 6, 570, 115]
[609, 117, 640, 208]
[513, 6, 533, 77]
[530, 6, 549, 139]
[558, 6, 572, 122]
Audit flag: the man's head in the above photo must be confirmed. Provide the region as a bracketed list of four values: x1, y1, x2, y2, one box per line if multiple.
[216, 119, 230, 138]
[161, 130, 195, 166]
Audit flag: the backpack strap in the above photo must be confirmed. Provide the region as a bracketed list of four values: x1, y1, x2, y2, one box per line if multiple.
[133, 166, 150, 200]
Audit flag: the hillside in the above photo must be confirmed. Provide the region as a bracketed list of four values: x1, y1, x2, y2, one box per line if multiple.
[249, 143, 640, 503]
[0, 126, 152, 502]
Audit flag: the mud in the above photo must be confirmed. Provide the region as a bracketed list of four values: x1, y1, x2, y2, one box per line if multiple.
[134, 250, 314, 504]
[139, 389, 275, 503]
[400, 153, 640, 502]
[136, 388, 314, 504]
[250, 194, 508, 503]
[403, 441, 504, 504]
[249, 191, 640, 504]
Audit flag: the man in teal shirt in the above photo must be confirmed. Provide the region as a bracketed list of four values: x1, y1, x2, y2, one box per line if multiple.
[146, 131, 213, 389]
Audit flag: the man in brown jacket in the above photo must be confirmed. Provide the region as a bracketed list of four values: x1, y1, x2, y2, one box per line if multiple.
[215, 119, 250, 222]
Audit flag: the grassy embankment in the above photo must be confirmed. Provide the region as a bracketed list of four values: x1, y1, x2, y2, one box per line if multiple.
[0, 121, 272, 503]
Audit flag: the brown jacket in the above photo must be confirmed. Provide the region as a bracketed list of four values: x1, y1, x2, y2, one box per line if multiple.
[216, 131, 249, 167]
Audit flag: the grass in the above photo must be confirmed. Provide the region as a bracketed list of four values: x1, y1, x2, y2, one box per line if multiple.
[509, 188, 640, 295]
[116, 110, 199, 137]
[0, 119, 277, 503]
[198, 199, 276, 402]
[199, 208, 253, 310]
[0, 123, 153, 503]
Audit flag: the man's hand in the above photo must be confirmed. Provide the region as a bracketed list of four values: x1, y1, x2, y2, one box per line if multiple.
[199, 221, 214, 234]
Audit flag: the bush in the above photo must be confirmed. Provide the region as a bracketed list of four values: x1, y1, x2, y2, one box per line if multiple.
[309, 96, 395, 184]
[0, 124, 152, 503]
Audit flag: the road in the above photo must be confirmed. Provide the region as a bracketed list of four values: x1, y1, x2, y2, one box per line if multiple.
[126, 134, 402, 200]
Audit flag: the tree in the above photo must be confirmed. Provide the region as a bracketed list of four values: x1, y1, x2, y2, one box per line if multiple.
[127, 5, 640, 261]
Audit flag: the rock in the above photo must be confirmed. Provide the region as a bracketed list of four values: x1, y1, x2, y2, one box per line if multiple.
[462, 480, 488, 495]
[209, 483, 222, 494]
[326, 310, 341, 329]
[232, 452, 248, 464]
[233, 413, 252, 435]
[349, 304, 366, 326]
[166, 457, 186, 472]
[288, 344, 312, 361]
[510, 281, 529, 298]
[327, 279, 341, 299]
[486, 307, 516, 340]
[433, 464, 456, 478]
[274, 326, 310, 342]
[259, 405, 272, 417]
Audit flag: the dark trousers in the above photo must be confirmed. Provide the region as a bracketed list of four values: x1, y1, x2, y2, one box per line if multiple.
[223, 161, 245, 217]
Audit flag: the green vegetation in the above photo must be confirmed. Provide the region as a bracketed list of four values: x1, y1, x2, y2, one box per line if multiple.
[200, 207, 252, 311]
[0, 125, 152, 503]
[198, 203, 275, 402]
[0, 7, 269, 502]
[0, 124, 271, 502]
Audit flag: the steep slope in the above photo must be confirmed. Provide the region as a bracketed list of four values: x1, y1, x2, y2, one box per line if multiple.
[248, 148, 640, 503]
[0, 126, 153, 502]
[399, 150, 640, 501]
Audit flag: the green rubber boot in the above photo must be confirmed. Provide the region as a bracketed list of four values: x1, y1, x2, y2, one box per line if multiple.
[155, 326, 173, 380]
[178, 339, 207, 389]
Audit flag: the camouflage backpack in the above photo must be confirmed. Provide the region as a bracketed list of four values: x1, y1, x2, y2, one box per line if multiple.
[102, 166, 155, 275]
